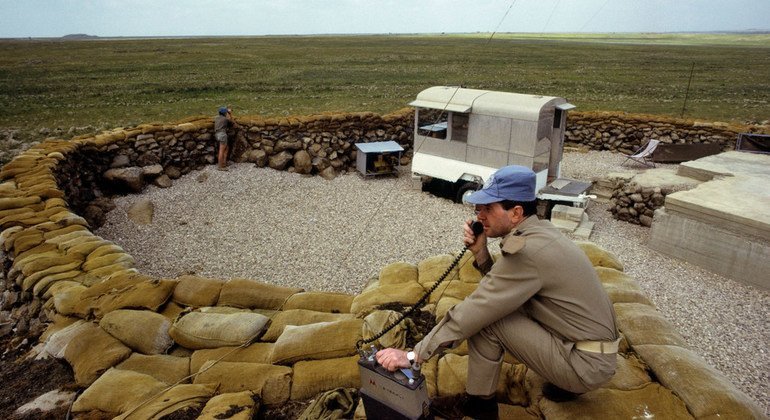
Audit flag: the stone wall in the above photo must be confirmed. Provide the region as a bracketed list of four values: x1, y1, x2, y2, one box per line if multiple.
[53, 109, 414, 228]
[565, 111, 764, 153]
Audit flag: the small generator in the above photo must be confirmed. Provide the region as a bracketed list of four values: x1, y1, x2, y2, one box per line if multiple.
[358, 347, 433, 420]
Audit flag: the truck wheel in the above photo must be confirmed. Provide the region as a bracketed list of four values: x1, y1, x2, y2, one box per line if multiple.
[456, 182, 480, 204]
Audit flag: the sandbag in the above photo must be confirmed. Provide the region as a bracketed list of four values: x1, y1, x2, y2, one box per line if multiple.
[198, 391, 258, 420]
[116, 353, 191, 385]
[436, 353, 527, 405]
[378, 261, 418, 285]
[271, 319, 363, 365]
[114, 383, 217, 420]
[595, 267, 652, 305]
[361, 310, 415, 349]
[81, 252, 134, 272]
[538, 383, 692, 419]
[574, 241, 624, 271]
[614, 303, 687, 346]
[291, 356, 360, 401]
[297, 387, 358, 420]
[417, 254, 459, 286]
[85, 243, 125, 260]
[100, 309, 174, 354]
[159, 301, 186, 321]
[31, 269, 83, 297]
[435, 296, 461, 322]
[172, 275, 226, 307]
[218, 278, 303, 309]
[634, 344, 764, 419]
[350, 281, 425, 316]
[420, 356, 439, 398]
[458, 251, 483, 283]
[169, 311, 270, 350]
[194, 361, 292, 406]
[78, 272, 176, 318]
[51, 282, 89, 317]
[34, 319, 89, 360]
[261, 309, 355, 342]
[281, 291, 354, 313]
[71, 368, 167, 414]
[21, 260, 82, 293]
[64, 322, 133, 386]
[190, 342, 275, 373]
[604, 353, 652, 390]
[424, 280, 477, 304]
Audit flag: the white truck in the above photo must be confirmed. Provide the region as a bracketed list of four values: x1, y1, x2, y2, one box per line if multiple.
[409, 86, 591, 206]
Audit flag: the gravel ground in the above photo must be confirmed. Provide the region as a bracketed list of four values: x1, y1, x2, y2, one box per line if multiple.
[96, 151, 769, 414]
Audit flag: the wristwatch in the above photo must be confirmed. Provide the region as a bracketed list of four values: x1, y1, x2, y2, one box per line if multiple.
[406, 351, 416, 365]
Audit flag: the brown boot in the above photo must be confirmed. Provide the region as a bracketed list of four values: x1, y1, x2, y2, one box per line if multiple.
[461, 394, 498, 420]
[542, 382, 582, 402]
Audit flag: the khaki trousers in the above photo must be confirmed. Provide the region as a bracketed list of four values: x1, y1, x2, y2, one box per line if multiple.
[467, 310, 614, 396]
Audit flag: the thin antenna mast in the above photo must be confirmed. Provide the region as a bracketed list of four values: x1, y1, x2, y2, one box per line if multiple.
[681, 62, 695, 118]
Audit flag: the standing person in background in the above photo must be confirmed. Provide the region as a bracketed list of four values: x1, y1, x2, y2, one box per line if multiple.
[214, 106, 234, 171]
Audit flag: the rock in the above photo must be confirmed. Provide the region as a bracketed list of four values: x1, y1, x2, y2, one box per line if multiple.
[104, 167, 145, 193]
[294, 150, 312, 174]
[153, 174, 172, 188]
[136, 152, 161, 166]
[110, 154, 131, 168]
[142, 164, 164, 178]
[83, 205, 105, 228]
[127, 199, 154, 225]
[197, 173, 209, 183]
[319, 166, 336, 180]
[640, 214, 654, 227]
[269, 151, 293, 171]
[165, 166, 182, 179]
[1, 291, 18, 310]
[91, 197, 116, 213]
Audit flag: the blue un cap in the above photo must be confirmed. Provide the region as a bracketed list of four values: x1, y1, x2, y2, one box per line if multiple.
[466, 165, 537, 204]
[218, 107, 228, 116]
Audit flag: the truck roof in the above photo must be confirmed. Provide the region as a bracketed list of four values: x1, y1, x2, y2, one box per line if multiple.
[409, 86, 570, 121]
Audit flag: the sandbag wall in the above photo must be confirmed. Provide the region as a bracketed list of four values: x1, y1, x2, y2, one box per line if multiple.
[0, 111, 764, 418]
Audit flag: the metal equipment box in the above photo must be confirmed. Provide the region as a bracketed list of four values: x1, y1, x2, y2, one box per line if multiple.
[355, 141, 404, 176]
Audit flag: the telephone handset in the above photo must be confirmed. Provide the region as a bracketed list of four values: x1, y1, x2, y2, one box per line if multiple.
[470, 220, 484, 236]
[356, 219, 485, 353]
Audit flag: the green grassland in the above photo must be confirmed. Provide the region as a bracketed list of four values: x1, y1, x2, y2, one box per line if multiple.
[0, 33, 768, 150]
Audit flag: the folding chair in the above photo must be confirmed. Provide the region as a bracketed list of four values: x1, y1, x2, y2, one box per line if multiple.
[622, 139, 660, 168]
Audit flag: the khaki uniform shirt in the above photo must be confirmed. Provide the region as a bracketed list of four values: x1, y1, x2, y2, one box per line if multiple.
[415, 215, 618, 361]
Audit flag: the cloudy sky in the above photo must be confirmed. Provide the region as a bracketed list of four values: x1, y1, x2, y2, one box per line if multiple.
[1, 0, 768, 38]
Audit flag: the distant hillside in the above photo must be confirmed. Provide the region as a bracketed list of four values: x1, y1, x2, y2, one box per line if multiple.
[61, 34, 99, 39]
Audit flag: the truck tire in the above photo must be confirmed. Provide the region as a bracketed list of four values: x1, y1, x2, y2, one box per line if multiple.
[456, 182, 480, 204]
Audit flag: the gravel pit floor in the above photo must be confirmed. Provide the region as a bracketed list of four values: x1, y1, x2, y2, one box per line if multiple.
[92, 151, 768, 415]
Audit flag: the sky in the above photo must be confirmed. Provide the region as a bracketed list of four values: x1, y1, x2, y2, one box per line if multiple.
[1, 0, 768, 38]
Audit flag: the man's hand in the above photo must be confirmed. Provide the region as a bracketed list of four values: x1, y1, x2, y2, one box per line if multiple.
[464, 219, 490, 265]
[375, 348, 411, 372]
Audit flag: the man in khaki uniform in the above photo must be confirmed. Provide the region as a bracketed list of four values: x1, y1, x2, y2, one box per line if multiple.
[377, 165, 619, 419]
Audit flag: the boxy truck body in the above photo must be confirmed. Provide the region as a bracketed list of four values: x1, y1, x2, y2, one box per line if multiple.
[410, 86, 575, 203]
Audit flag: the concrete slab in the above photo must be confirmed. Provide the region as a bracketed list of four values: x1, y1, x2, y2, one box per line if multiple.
[665, 174, 770, 241]
[677, 150, 770, 181]
[649, 208, 770, 290]
[630, 168, 701, 190]
[649, 151, 770, 288]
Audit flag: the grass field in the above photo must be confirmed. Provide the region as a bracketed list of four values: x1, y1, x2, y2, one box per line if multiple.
[0, 33, 768, 152]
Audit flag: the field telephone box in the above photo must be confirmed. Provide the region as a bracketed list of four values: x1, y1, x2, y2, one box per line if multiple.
[410, 86, 590, 206]
[356, 141, 404, 177]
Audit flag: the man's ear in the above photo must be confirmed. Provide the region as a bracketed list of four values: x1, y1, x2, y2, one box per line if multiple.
[507, 205, 525, 224]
